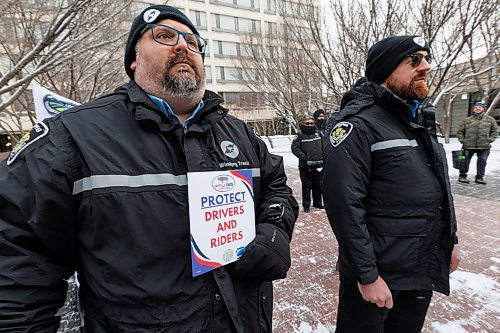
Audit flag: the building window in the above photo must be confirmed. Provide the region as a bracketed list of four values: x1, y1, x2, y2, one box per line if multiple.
[211, 14, 260, 32]
[190, 10, 207, 29]
[237, 18, 261, 32]
[266, 0, 276, 12]
[265, 22, 276, 35]
[205, 66, 212, 83]
[223, 92, 263, 107]
[216, 67, 241, 81]
[238, 0, 259, 9]
[210, 0, 260, 9]
[214, 40, 239, 57]
[281, 1, 316, 18]
[212, 14, 237, 31]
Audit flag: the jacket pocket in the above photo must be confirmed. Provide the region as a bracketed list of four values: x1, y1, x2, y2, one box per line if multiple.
[367, 216, 427, 272]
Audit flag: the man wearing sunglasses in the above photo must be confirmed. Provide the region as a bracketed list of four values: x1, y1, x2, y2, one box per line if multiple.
[0, 5, 298, 332]
[323, 35, 459, 333]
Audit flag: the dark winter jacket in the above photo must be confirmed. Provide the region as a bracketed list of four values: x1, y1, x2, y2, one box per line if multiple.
[323, 82, 457, 295]
[456, 113, 497, 149]
[291, 126, 324, 170]
[314, 119, 328, 138]
[0, 81, 298, 332]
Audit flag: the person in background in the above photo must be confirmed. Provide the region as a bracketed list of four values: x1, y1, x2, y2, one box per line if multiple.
[313, 108, 329, 137]
[0, 5, 298, 332]
[456, 102, 498, 184]
[323, 35, 459, 333]
[292, 115, 324, 213]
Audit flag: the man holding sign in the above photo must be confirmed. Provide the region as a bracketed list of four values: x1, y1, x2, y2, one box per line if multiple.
[0, 5, 298, 332]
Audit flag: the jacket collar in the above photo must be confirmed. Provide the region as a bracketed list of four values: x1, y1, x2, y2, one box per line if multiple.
[340, 82, 425, 127]
[121, 81, 226, 132]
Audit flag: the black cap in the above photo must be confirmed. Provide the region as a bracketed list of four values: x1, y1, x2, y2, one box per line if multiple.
[124, 5, 201, 80]
[365, 35, 431, 84]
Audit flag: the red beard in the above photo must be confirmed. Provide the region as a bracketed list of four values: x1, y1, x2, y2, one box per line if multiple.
[412, 80, 429, 100]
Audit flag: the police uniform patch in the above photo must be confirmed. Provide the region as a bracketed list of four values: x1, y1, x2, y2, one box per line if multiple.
[7, 122, 49, 165]
[329, 122, 353, 147]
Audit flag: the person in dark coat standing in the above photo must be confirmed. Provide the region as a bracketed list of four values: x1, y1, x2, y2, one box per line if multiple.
[323, 35, 460, 333]
[292, 115, 324, 212]
[0, 5, 298, 332]
[456, 102, 498, 184]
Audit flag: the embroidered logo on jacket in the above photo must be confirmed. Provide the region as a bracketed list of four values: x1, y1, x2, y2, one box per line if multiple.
[329, 122, 353, 147]
[7, 122, 49, 165]
[220, 140, 239, 159]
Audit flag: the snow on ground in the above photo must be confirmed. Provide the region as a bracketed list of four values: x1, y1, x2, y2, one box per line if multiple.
[265, 135, 500, 333]
[265, 135, 500, 177]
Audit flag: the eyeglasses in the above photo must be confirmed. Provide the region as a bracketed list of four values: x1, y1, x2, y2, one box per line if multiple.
[145, 23, 207, 54]
[406, 53, 432, 67]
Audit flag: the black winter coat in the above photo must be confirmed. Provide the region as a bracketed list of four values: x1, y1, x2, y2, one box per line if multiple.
[0, 81, 298, 332]
[323, 82, 457, 295]
[291, 128, 324, 170]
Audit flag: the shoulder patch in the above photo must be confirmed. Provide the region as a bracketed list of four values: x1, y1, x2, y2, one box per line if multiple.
[7, 122, 49, 165]
[329, 121, 353, 147]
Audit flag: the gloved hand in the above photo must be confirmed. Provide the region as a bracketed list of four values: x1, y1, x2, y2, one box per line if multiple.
[230, 223, 291, 281]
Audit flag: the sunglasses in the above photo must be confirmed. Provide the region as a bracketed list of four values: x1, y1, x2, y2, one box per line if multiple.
[406, 53, 432, 67]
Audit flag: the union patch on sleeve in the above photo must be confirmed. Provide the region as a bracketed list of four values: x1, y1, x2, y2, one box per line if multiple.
[7, 122, 49, 165]
[329, 121, 353, 147]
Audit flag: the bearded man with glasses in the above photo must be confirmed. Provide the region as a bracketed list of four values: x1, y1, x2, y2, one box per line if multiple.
[0, 5, 298, 332]
[323, 35, 459, 333]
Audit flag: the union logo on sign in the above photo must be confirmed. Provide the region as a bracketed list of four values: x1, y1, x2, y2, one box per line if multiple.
[212, 175, 235, 192]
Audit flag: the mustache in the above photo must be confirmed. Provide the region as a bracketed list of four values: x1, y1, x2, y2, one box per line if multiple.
[167, 54, 196, 69]
[413, 73, 428, 81]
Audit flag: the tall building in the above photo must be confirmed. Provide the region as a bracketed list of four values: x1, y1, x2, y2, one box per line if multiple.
[145, 0, 321, 128]
[0, 0, 321, 153]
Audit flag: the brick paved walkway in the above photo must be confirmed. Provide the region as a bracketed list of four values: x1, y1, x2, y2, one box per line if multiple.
[273, 167, 500, 333]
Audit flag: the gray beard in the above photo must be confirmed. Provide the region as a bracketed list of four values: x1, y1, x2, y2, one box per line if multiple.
[162, 73, 204, 99]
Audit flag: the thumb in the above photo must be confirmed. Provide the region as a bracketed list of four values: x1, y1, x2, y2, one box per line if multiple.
[385, 294, 393, 309]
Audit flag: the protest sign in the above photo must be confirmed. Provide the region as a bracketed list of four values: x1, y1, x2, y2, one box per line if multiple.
[188, 169, 256, 277]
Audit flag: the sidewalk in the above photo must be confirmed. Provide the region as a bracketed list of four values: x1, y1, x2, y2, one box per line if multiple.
[273, 166, 500, 333]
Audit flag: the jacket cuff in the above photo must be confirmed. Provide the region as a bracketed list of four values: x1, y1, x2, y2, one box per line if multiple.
[452, 234, 459, 245]
[358, 268, 379, 285]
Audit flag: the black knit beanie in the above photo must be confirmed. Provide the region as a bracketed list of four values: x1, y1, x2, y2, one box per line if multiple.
[365, 35, 431, 84]
[124, 5, 201, 80]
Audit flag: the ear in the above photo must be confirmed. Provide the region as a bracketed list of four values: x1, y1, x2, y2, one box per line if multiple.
[130, 61, 137, 71]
